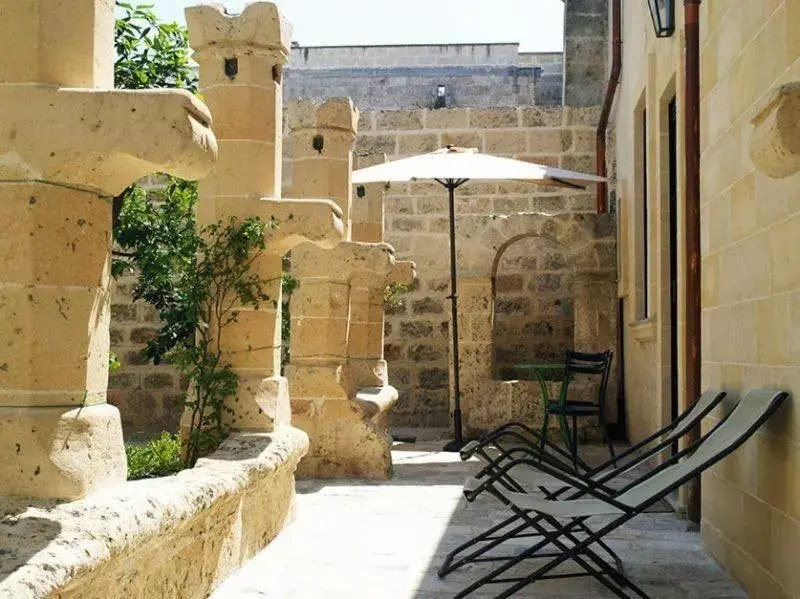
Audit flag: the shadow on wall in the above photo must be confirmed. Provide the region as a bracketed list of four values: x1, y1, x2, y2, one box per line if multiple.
[491, 235, 575, 379]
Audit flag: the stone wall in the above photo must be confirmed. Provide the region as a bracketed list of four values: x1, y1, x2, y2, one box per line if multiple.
[0, 430, 307, 599]
[493, 236, 576, 379]
[284, 44, 563, 110]
[563, 0, 608, 106]
[108, 275, 187, 440]
[111, 105, 609, 436]
[348, 105, 613, 428]
[614, 0, 800, 597]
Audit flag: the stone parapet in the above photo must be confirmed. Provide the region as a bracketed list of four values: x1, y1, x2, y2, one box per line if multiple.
[0, 428, 309, 599]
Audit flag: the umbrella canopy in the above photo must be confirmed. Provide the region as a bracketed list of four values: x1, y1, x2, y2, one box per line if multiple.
[352, 146, 606, 189]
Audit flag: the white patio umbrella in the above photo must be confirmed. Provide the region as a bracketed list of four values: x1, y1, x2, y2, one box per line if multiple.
[353, 146, 606, 451]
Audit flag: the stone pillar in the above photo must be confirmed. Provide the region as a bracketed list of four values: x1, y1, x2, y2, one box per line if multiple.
[287, 98, 412, 478]
[0, 0, 217, 500]
[185, 3, 344, 434]
[563, 0, 609, 106]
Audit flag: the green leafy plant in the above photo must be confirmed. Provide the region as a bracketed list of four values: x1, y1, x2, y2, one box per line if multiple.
[114, 182, 276, 466]
[109, 351, 122, 373]
[115, 2, 197, 92]
[126, 432, 183, 480]
[384, 283, 409, 311]
[280, 255, 298, 373]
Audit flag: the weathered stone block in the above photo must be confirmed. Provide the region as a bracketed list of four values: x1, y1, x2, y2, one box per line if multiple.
[375, 109, 423, 130]
[407, 344, 444, 362]
[356, 134, 397, 155]
[425, 108, 470, 129]
[412, 297, 445, 314]
[397, 133, 439, 154]
[470, 107, 520, 128]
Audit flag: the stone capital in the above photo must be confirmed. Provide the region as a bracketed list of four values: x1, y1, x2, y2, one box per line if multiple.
[0, 87, 217, 195]
[294, 242, 395, 280]
[750, 82, 800, 178]
[288, 98, 359, 136]
[198, 196, 345, 255]
[186, 3, 292, 64]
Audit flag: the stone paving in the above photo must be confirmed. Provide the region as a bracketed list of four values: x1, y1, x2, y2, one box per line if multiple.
[211, 441, 747, 599]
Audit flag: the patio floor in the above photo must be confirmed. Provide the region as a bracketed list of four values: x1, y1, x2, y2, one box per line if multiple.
[211, 439, 746, 599]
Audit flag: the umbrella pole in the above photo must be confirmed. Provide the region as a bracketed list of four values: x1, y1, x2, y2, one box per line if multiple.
[443, 179, 465, 452]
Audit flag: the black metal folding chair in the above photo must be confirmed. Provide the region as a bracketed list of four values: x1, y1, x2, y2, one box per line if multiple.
[439, 389, 728, 578]
[453, 388, 788, 598]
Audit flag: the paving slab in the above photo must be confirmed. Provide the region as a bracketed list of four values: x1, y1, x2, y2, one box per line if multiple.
[211, 442, 746, 599]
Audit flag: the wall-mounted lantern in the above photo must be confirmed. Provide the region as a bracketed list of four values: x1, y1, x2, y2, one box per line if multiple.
[647, 0, 675, 37]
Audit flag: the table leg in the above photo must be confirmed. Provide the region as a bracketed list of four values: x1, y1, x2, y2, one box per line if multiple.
[535, 372, 572, 452]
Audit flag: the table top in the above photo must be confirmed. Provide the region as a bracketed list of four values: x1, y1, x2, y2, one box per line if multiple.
[513, 363, 566, 381]
[514, 363, 565, 372]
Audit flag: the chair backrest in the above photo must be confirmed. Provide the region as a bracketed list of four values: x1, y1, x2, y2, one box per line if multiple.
[559, 349, 613, 411]
[659, 389, 732, 448]
[617, 389, 788, 509]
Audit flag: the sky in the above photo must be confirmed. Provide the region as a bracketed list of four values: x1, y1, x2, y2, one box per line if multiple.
[150, 0, 565, 52]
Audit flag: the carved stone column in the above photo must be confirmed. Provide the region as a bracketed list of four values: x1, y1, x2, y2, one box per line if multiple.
[0, 0, 217, 500]
[185, 3, 344, 435]
[286, 98, 413, 478]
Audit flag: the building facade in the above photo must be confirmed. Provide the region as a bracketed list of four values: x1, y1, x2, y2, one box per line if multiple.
[614, 1, 800, 596]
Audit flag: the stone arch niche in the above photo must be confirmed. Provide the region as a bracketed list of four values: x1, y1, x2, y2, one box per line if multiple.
[453, 211, 618, 436]
[491, 234, 575, 379]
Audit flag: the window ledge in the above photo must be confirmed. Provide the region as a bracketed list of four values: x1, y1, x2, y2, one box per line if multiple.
[630, 319, 658, 342]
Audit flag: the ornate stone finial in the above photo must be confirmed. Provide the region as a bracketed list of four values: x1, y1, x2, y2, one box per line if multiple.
[288, 98, 359, 233]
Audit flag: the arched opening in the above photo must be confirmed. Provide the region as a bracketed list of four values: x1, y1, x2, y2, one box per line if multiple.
[491, 234, 574, 379]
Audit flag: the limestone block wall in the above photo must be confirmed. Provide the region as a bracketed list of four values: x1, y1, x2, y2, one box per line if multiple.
[562, 0, 608, 107]
[342, 105, 612, 428]
[699, 3, 800, 598]
[613, 1, 800, 597]
[493, 236, 576, 378]
[108, 274, 187, 439]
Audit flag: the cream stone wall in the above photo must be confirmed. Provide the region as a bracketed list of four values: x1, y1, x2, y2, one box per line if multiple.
[615, 1, 800, 597]
[613, 1, 687, 456]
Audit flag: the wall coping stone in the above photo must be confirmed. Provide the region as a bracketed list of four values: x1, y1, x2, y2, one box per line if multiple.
[0, 427, 309, 599]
